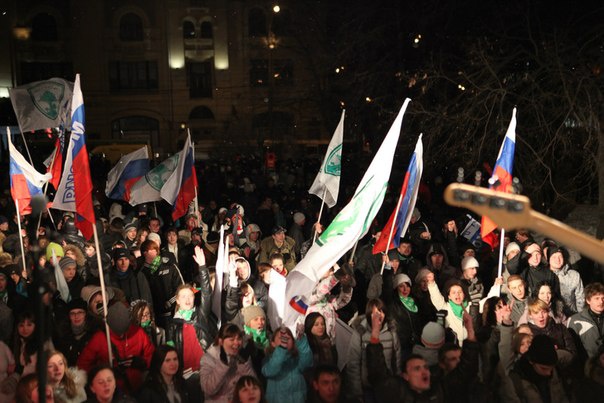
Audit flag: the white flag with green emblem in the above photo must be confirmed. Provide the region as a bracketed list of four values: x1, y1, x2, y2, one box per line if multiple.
[284, 99, 411, 327]
[128, 153, 180, 206]
[308, 110, 345, 208]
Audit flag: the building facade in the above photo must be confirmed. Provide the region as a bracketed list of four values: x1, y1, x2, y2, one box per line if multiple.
[0, 0, 332, 157]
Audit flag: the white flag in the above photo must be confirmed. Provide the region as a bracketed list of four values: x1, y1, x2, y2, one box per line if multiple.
[284, 99, 411, 327]
[308, 110, 344, 208]
[128, 153, 180, 206]
[211, 225, 226, 322]
[267, 269, 286, 331]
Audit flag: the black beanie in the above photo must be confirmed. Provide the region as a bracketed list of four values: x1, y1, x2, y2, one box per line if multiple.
[527, 334, 558, 366]
[107, 302, 131, 336]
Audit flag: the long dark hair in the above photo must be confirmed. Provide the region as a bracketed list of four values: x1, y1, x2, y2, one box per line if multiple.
[12, 310, 38, 365]
[304, 312, 334, 364]
[147, 345, 187, 394]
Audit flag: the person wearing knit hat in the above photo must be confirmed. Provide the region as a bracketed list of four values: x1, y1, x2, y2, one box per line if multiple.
[412, 322, 445, 367]
[384, 269, 422, 358]
[46, 242, 65, 263]
[548, 245, 584, 315]
[58, 256, 85, 300]
[242, 305, 269, 350]
[505, 242, 521, 261]
[526, 334, 558, 370]
[123, 222, 138, 249]
[54, 297, 93, 366]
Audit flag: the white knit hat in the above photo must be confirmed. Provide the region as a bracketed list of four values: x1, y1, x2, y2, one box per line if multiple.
[505, 242, 521, 256]
[393, 273, 412, 289]
[461, 256, 479, 271]
[421, 322, 445, 349]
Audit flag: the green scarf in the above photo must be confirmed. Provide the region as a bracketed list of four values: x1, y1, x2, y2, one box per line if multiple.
[141, 319, 151, 328]
[244, 325, 269, 348]
[399, 295, 418, 313]
[177, 308, 195, 321]
[147, 256, 161, 274]
[449, 300, 468, 319]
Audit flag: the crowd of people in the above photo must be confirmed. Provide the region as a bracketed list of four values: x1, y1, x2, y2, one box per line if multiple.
[0, 164, 602, 403]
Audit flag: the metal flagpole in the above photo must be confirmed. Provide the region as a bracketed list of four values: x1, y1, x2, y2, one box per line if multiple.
[92, 223, 113, 365]
[312, 186, 328, 243]
[497, 228, 506, 278]
[13, 199, 28, 279]
[379, 192, 404, 275]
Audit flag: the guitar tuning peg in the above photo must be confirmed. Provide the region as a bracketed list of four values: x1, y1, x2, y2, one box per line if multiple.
[488, 175, 501, 188]
[456, 167, 464, 183]
[512, 177, 522, 194]
[474, 171, 482, 186]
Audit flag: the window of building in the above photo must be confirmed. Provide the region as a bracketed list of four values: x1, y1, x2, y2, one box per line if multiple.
[109, 61, 158, 90]
[188, 61, 213, 98]
[111, 116, 159, 146]
[19, 62, 73, 84]
[273, 59, 294, 86]
[189, 106, 214, 120]
[31, 13, 58, 41]
[250, 59, 268, 87]
[183, 21, 196, 39]
[200, 21, 213, 39]
[119, 13, 144, 41]
[248, 8, 267, 37]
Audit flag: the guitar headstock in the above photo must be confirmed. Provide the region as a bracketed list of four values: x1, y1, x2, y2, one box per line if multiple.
[444, 183, 532, 230]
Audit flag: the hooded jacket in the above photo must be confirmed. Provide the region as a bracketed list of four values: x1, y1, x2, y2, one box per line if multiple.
[425, 243, 461, 290]
[77, 324, 155, 392]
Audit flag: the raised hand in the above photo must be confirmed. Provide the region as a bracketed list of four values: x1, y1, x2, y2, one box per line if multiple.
[193, 245, 206, 266]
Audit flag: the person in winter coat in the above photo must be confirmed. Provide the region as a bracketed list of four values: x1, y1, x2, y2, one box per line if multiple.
[424, 243, 460, 290]
[137, 345, 189, 403]
[47, 350, 87, 402]
[59, 257, 85, 301]
[505, 334, 570, 403]
[304, 312, 337, 368]
[427, 272, 472, 346]
[345, 298, 402, 402]
[165, 258, 214, 402]
[547, 246, 584, 315]
[507, 242, 559, 297]
[239, 305, 270, 381]
[53, 298, 96, 367]
[568, 282, 604, 359]
[526, 299, 576, 369]
[262, 327, 313, 403]
[199, 323, 256, 403]
[107, 248, 153, 305]
[77, 302, 155, 394]
[139, 239, 184, 327]
[258, 226, 297, 273]
[506, 275, 529, 325]
[130, 299, 165, 348]
[64, 244, 88, 284]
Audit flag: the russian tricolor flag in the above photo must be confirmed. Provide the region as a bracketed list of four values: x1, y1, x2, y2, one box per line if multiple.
[7, 128, 52, 215]
[161, 133, 198, 221]
[481, 108, 517, 249]
[70, 74, 96, 240]
[105, 146, 150, 202]
[373, 134, 424, 254]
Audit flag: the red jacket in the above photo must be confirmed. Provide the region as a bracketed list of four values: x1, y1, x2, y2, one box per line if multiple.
[77, 324, 155, 393]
